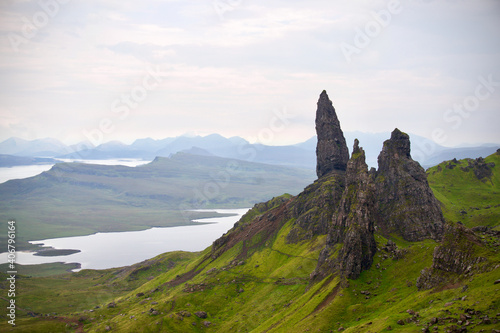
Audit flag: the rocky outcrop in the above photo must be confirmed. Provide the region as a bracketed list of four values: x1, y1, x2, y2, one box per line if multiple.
[316, 90, 349, 178]
[460, 157, 495, 181]
[293, 104, 446, 281]
[375, 129, 445, 242]
[210, 93, 448, 285]
[312, 140, 377, 280]
[287, 90, 348, 241]
[416, 223, 488, 290]
[333, 140, 377, 279]
[286, 172, 344, 243]
[211, 199, 292, 260]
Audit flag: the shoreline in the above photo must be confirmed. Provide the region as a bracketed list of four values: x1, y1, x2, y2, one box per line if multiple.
[0, 208, 250, 271]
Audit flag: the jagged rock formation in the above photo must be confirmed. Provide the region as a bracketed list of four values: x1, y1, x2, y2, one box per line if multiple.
[213, 92, 447, 283]
[310, 127, 445, 280]
[375, 129, 445, 242]
[334, 140, 377, 279]
[461, 157, 496, 181]
[285, 173, 345, 243]
[416, 223, 489, 290]
[312, 140, 377, 280]
[315, 90, 349, 178]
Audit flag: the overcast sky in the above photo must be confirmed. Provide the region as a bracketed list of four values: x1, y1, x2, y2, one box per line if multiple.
[0, 0, 499, 147]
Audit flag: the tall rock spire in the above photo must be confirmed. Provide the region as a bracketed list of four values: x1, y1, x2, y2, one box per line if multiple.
[375, 128, 445, 241]
[315, 90, 349, 178]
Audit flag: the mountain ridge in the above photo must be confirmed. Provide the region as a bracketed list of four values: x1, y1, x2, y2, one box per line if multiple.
[2, 133, 498, 170]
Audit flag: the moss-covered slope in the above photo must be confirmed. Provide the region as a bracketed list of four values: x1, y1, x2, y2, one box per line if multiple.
[427, 150, 500, 230]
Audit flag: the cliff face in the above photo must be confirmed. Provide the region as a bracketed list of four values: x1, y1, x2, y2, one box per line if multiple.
[375, 129, 445, 242]
[309, 93, 445, 280]
[312, 140, 377, 280]
[315, 90, 349, 178]
[285, 172, 345, 243]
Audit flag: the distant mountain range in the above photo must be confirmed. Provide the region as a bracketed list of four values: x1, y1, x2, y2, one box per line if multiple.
[0, 137, 68, 157]
[0, 133, 498, 170]
[0, 154, 56, 167]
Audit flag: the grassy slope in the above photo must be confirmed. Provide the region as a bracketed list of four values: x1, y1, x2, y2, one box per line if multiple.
[0, 262, 81, 277]
[0, 251, 199, 332]
[1, 154, 499, 332]
[3, 224, 497, 333]
[0, 153, 315, 250]
[427, 153, 500, 230]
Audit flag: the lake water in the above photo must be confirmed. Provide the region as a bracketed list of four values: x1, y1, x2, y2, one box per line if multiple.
[0, 164, 54, 184]
[0, 158, 151, 184]
[0, 160, 248, 271]
[0, 208, 249, 271]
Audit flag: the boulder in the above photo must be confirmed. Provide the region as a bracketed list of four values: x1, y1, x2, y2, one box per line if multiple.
[195, 311, 208, 319]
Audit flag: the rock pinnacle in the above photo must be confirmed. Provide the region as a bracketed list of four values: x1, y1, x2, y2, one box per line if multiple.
[375, 128, 445, 241]
[315, 90, 349, 177]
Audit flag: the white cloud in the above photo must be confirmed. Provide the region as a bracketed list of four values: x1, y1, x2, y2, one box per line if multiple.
[0, 0, 499, 146]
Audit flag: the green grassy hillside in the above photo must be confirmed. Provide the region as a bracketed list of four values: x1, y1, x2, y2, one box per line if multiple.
[427, 151, 500, 230]
[1, 153, 499, 332]
[0, 153, 315, 250]
[2, 222, 498, 332]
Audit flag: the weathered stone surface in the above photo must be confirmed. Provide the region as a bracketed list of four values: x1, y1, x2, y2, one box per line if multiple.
[375, 129, 445, 242]
[178, 310, 191, 317]
[312, 140, 377, 280]
[381, 240, 407, 260]
[334, 140, 377, 279]
[416, 223, 488, 290]
[315, 90, 349, 178]
[286, 172, 344, 243]
[459, 157, 495, 181]
[195, 311, 208, 319]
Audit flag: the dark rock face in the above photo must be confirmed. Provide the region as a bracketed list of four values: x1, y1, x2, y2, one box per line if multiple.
[287, 91, 349, 241]
[416, 223, 488, 290]
[286, 172, 345, 243]
[375, 129, 445, 242]
[316, 90, 349, 178]
[333, 140, 377, 279]
[311, 128, 446, 280]
[312, 140, 377, 280]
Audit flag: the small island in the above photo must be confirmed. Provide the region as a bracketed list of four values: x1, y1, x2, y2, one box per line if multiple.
[33, 248, 81, 257]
